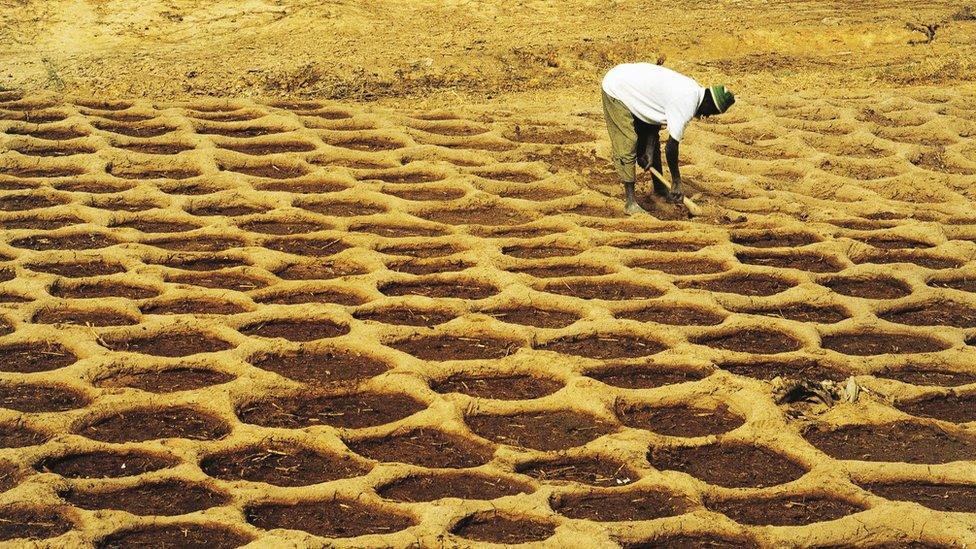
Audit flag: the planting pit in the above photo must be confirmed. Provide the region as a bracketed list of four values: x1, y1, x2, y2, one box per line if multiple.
[736, 251, 846, 273]
[256, 288, 368, 306]
[517, 456, 638, 487]
[677, 273, 795, 296]
[264, 237, 351, 256]
[379, 472, 533, 502]
[348, 429, 494, 468]
[616, 403, 744, 437]
[32, 308, 137, 326]
[648, 443, 807, 488]
[880, 301, 976, 328]
[239, 318, 349, 341]
[96, 524, 253, 549]
[553, 490, 689, 522]
[451, 514, 554, 544]
[695, 328, 804, 354]
[218, 140, 316, 155]
[433, 374, 562, 400]
[510, 263, 613, 278]
[537, 334, 667, 359]
[484, 305, 579, 328]
[298, 199, 386, 217]
[502, 244, 582, 259]
[0, 383, 89, 412]
[824, 276, 913, 299]
[113, 141, 195, 155]
[0, 507, 73, 541]
[0, 424, 49, 448]
[151, 255, 248, 271]
[706, 494, 865, 526]
[586, 364, 711, 389]
[149, 236, 244, 252]
[804, 421, 976, 463]
[878, 367, 976, 387]
[422, 205, 534, 226]
[895, 393, 976, 423]
[76, 406, 230, 443]
[50, 281, 158, 299]
[238, 391, 425, 429]
[355, 305, 457, 326]
[166, 271, 267, 291]
[630, 256, 728, 275]
[103, 332, 234, 356]
[821, 331, 948, 355]
[202, 443, 370, 486]
[247, 499, 415, 538]
[616, 304, 725, 325]
[96, 367, 235, 393]
[542, 279, 663, 300]
[738, 303, 850, 323]
[389, 334, 520, 360]
[859, 481, 976, 512]
[731, 232, 820, 248]
[10, 233, 119, 251]
[36, 449, 178, 478]
[250, 348, 389, 385]
[0, 342, 77, 373]
[113, 219, 200, 233]
[141, 298, 249, 315]
[379, 278, 497, 299]
[350, 222, 450, 237]
[60, 480, 229, 515]
[719, 358, 848, 381]
[238, 219, 329, 235]
[466, 410, 617, 451]
[274, 260, 366, 280]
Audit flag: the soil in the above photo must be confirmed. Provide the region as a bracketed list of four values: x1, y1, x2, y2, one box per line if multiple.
[677, 273, 795, 296]
[630, 256, 728, 275]
[517, 456, 638, 487]
[151, 255, 248, 271]
[389, 334, 520, 360]
[218, 140, 316, 155]
[195, 125, 282, 138]
[16, 143, 97, 156]
[149, 236, 244, 252]
[695, 328, 804, 354]
[61, 480, 229, 515]
[201, 443, 370, 486]
[32, 308, 137, 326]
[275, 260, 365, 280]
[0, 423, 49, 448]
[103, 332, 234, 356]
[616, 404, 744, 437]
[706, 494, 866, 526]
[379, 279, 498, 299]
[856, 237, 932, 249]
[502, 244, 582, 259]
[141, 298, 249, 315]
[878, 368, 976, 387]
[348, 428, 494, 468]
[97, 367, 235, 393]
[263, 237, 350, 257]
[484, 306, 579, 328]
[239, 318, 349, 341]
[0, 506, 73, 541]
[421, 205, 534, 226]
[379, 185, 467, 202]
[56, 180, 136, 193]
[736, 251, 846, 273]
[89, 197, 160, 212]
[93, 121, 176, 138]
[537, 333, 667, 359]
[256, 288, 368, 306]
[0, 193, 66, 212]
[36, 450, 178, 478]
[250, 347, 389, 385]
[821, 332, 949, 356]
[623, 534, 760, 549]
[96, 524, 254, 549]
[451, 513, 555, 544]
[542, 279, 663, 300]
[11, 233, 119, 251]
[613, 239, 710, 252]
[238, 219, 330, 235]
[327, 136, 405, 151]
[113, 141, 195, 155]
[260, 501, 413, 539]
[895, 393, 976, 423]
[167, 271, 267, 291]
[353, 305, 457, 326]
[6, 127, 87, 140]
[76, 406, 231, 442]
[586, 364, 712, 389]
[0, 342, 77, 373]
[824, 276, 912, 299]
[616, 304, 725, 325]
[719, 358, 848, 381]
[853, 251, 963, 270]
[433, 374, 562, 400]
[298, 199, 387, 217]
[1, 216, 82, 230]
[731, 232, 821, 248]
[114, 219, 200, 233]
[0, 463, 19, 492]
[350, 220, 452, 237]
[859, 481, 976, 513]
[552, 489, 690, 522]
[379, 472, 533, 502]
[648, 443, 807, 488]
[738, 303, 851, 323]
[880, 301, 976, 328]
[238, 391, 425, 429]
[225, 163, 307, 179]
[0, 382, 89, 412]
[466, 410, 617, 451]
[510, 263, 613, 278]
[379, 243, 460, 258]
[185, 203, 268, 217]
[803, 421, 976, 463]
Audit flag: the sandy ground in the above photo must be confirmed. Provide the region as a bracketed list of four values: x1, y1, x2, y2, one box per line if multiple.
[1, 1, 976, 548]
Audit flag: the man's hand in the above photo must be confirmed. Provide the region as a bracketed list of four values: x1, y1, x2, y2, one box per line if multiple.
[666, 179, 684, 204]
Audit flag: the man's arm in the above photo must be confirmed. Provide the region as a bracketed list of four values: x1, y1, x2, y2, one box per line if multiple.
[665, 137, 683, 202]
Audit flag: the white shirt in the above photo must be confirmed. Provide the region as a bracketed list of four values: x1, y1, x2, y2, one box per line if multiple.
[601, 63, 706, 142]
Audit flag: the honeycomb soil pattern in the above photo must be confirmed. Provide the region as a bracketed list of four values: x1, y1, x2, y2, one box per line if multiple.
[0, 90, 976, 547]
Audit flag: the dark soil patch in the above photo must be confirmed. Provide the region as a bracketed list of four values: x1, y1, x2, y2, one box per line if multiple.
[586, 364, 711, 388]
[554, 203, 627, 218]
[695, 328, 804, 354]
[61, 480, 229, 516]
[0, 462, 19, 492]
[543, 279, 663, 300]
[202, 443, 370, 486]
[15, 143, 97, 157]
[379, 278, 497, 299]
[354, 306, 457, 326]
[154, 255, 248, 271]
[738, 303, 850, 324]
[166, 271, 267, 291]
[648, 443, 806, 488]
[103, 332, 234, 356]
[141, 298, 249, 315]
[238, 391, 425, 429]
[50, 281, 159, 299]
[264, 236, 351, 256]
[509, 126, 593, 144]
[89, 197, 159, 212]
[32, 308, 137, 326]
[484, 306, 579, 328]
[1, 165, 86, 178]
[111, 167, 200, 180]
[149, 236, 244, 252]
[255, 288, 368, 306]
[433, 374, 562, 400]
[185, 203, 268, 217]
[517, 456, 637, 487]
[0, 423, 48, 448]
[706, 494, 865, 526]
[239, 219, 329, 235]
[27, 260, 125, 278]
[10, 232, 120, 251]
[93, 122, 176, 138]
[805, 421, 976, 463]
[350, 222, 450, 237]
[878, 367, 976, 387]
[218, 140, 316, 155]
[389, 333, 520, 360]
[821, 331, 948, 355]
[510, 263, 613, 278]
[299, 199, 386, 217]
[502, 244, 581, 259]
[96, 523, 253, 549]
[0, 507, 73, 541]
[76, 406, 230, 443]
[630, 256, 728, 275]
[0, 193, 67, 211]
[380, 185, 467, 202]
[239, 318, 349, 341]
[495, 184, 577, 200]
[275, 260, 366, 280]
[719, 358, 848, 381]
[452, 514, 554, 544]
[617, 403, 744, 437]
[113, 219, 200, 233]
[0, 293, 30, 304]
[553, 489, 689, 522]
[616, 304, 725, 325]
[856, 236, 932, 249]
[0, 383, 89, 412]
[896, 393, 976, 423]
[466, 410, 617, 451]
[97, 368, 235, 393]
[881, 301, 976, 327]
[224, 163, 307, 179]
[196, 125, 282, 138]
[538, 334, 666, 359]
[55, 180, 134, 193]
[825, 276, 913, 299]
[470, 224, 566, 239]
[112, 141, 194, 155]
[361, 169, 444, 184]
[677, 273, 795, 296]
[1, 216, 81, 230]
[7, 126, 87, 140]
[474, 170, 538, 184]
[36, 449, 178, 478]
[859, 481, 976, 512]
[250, 347, 389, 385]
[380, 472, 532, 502]
[0, 342, 77, 373]
[624, 534, 760, 548]
[246, 499, 414, 538]
[379, 242, 461, 258]
[422, 205, 534, 226]
[737, 251, 845, 273]
[854, 248, 964, 269]
[329, 136, 406, 152]
[348, 429, 494, 468]
[731, 232, 820, 248]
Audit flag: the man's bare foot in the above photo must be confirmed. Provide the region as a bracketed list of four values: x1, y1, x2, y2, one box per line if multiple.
[625, 201, 649, 215]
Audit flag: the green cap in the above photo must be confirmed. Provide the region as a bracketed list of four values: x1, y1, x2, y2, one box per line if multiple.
[709, 85, 735, 113]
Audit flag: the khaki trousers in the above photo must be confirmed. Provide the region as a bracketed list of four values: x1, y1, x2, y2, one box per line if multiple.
[602, 89, 659, 184]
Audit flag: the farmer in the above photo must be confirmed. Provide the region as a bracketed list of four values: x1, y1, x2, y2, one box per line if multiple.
[602, 62, 735, 214]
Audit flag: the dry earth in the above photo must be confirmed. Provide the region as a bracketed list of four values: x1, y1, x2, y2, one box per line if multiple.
[1, 1, 976, 548]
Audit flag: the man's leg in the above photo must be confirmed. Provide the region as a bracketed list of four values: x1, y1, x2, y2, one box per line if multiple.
[601, 91, 644, 214]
